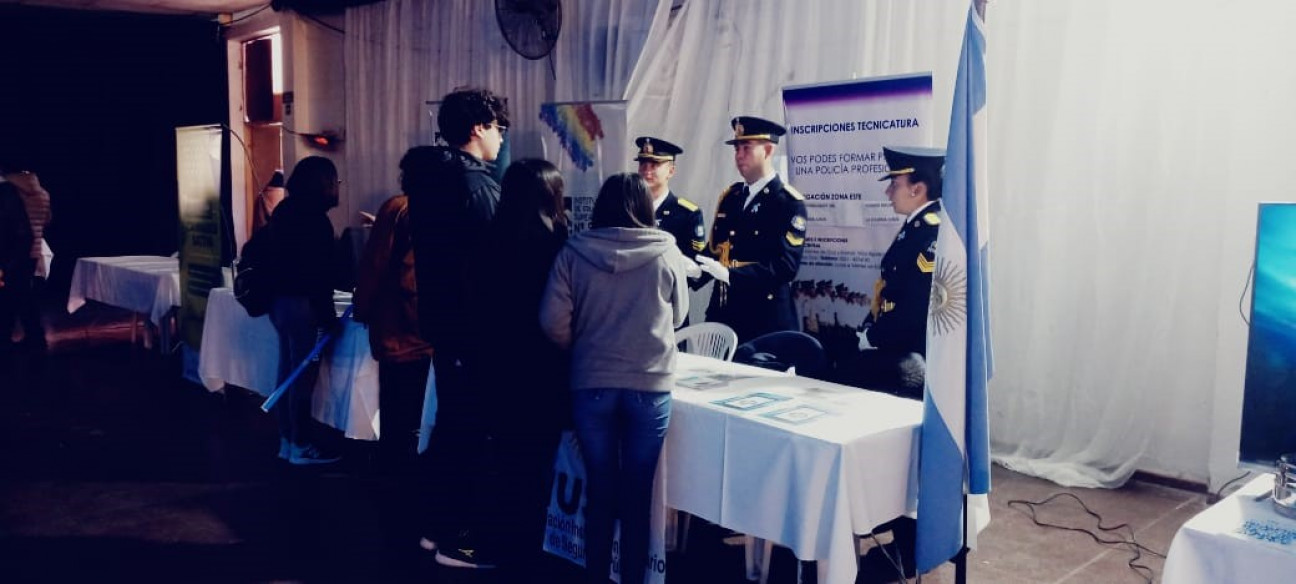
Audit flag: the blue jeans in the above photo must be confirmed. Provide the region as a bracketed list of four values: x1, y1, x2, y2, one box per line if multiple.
[268, 296, 321, 451]
[572, 388, 671, 584]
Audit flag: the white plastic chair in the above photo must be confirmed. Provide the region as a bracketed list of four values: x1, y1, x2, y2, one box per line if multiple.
[675, 322, 739, 361]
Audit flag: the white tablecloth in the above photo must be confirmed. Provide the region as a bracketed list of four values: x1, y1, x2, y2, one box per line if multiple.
[667, 354, 922, 584]
[67, 256, 180, 326]
[198, 287, 381, 441]
[1163, 474, 1296, 583]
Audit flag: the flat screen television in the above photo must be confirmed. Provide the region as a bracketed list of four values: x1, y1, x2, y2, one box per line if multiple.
[1239, 202, 1296, 469]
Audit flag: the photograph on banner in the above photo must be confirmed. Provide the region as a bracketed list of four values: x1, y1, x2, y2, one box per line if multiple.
[792, 224, 887, 371]
[176, 124, 225, 349]
[538, 101, 629, 234]
[783, 73, 933, 230]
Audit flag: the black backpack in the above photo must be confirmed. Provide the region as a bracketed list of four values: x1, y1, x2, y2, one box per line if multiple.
[233, 224, 279, 317]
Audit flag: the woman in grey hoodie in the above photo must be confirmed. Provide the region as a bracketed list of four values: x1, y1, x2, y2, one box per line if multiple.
[540, 173, 689, 584]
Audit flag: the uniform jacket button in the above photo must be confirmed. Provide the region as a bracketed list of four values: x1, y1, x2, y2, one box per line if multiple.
[767, 294, 774, 300]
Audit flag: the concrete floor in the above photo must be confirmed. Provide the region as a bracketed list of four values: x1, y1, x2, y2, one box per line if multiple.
[0, 305, 1213, 583]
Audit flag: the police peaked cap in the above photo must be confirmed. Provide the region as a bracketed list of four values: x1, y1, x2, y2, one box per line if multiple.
[879, 146, 946, 181]
[634, 136, 683, 162]
[725, 116, 786, 145]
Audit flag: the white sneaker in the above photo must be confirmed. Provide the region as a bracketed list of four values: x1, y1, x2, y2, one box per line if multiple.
[435, 547, 496, 569]
[419, 537, 438, 552]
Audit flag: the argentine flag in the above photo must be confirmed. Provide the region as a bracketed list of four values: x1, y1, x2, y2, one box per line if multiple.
[915, 0, 994, 574]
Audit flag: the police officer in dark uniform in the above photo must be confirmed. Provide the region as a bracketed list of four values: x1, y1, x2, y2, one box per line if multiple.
[846, 146, 945, 399]
[635, 137, 705, 261]
[843, 146, 944, 581]
[695, 116, 808, 344]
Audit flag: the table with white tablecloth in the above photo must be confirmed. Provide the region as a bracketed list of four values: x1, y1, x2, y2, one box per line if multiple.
[666, 354, 923, 584]
[67, 255, 180, 325]
[1163, 473, 1296, 584]
[197, 287, 381, 441]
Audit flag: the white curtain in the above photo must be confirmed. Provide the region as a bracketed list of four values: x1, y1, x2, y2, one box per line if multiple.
[628, 0, 1296, 489]
[343, 0, 668, 218]
[985, 0, 1296, 488]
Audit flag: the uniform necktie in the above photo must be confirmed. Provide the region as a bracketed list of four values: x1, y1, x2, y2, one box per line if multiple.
[742, 185, 754, 211]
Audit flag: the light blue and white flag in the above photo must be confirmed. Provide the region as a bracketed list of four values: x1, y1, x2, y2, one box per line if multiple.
[915, 0, 994, 574]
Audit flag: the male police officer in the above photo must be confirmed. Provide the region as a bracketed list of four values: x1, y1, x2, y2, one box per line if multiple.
[849, 146, 945, 399]
[635, 137, 705, 261]
[695, 116, 808, 343]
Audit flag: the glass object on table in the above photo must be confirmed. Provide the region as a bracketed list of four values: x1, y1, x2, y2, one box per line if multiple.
[1274, 453, 1296, 519]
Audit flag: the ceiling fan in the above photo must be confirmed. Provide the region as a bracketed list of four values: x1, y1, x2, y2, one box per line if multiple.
[495, 0, 562, 61]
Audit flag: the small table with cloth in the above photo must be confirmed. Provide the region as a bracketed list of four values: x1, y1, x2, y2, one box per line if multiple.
[666, 353, 923, 584]
[198, 286, 381, 440]
[67, 255, 181, 348]
[1163, 473, 1296, 583]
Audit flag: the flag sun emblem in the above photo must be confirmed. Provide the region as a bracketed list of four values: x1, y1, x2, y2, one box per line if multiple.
[930, 256, 968, 336]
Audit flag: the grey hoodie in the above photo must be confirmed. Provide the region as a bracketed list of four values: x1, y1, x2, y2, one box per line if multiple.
[540, 227, 690, 392]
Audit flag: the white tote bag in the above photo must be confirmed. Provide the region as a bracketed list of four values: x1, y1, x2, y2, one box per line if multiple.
[542, 430, 668, 584]
[36, 239, 53, 279]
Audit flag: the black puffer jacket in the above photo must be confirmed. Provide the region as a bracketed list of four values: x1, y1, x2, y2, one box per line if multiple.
[0, 183, 32, 286]
[405, 147, 500, 355]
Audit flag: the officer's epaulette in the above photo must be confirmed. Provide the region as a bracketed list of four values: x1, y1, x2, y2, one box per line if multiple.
[676, 197, 699, 212]
[784, 183, 805, 201]
[922, 212, 941, 226]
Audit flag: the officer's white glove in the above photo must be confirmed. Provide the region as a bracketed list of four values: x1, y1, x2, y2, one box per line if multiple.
[681, 256, 702, 279]
[695, 256, 730, 284]
[856, 328, 875, 351]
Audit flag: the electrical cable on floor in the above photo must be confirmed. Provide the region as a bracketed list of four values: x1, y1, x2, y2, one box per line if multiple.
[865, 532, 910, 584]
[1007, 492, 1165, 584]
[1209, 471, 1252, 505]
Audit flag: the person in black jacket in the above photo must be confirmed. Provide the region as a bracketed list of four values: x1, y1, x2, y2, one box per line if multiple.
[0, 176, 32, 357]
[473, 159, 570, 577]
[845, 146, 945, 399]
[695, 116, 809, 343]
[267, 155, 341, 465]
[404, 87, 510, 568]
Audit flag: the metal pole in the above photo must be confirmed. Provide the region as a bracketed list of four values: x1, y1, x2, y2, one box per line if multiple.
[954, 493, 969, 584]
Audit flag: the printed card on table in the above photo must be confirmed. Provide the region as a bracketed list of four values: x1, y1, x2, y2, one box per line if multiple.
[711, 392, 790, 411]
[677, 372, 761, 390]
[760, 405, 831, 425]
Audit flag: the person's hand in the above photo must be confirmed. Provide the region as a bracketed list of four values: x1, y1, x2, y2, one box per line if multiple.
[856, 328, 875, 351]
[695, 256, 729, 284]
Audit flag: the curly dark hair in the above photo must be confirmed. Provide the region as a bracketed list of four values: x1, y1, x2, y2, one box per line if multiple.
[436, 88, 510, 147]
